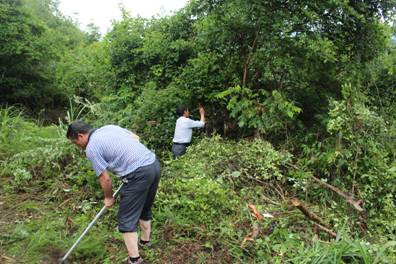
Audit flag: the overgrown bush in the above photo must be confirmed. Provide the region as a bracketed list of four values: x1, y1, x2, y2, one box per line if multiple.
[153, 135, 396, 263]
[295, 84, 396, 237]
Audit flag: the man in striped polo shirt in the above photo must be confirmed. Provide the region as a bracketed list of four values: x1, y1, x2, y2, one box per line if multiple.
[67, 121, 160, 264]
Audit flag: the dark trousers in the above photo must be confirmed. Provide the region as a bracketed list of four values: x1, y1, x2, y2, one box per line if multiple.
[172, 143, 189, 157]
[118, 159, 161, 232]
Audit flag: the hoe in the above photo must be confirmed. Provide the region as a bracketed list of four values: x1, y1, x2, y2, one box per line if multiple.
[58, 183, 124, 263]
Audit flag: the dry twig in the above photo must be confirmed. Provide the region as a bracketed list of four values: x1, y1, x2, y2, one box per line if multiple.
[313, 223, 337, 238]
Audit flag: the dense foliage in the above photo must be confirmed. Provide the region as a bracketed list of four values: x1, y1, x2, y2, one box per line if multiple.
[0, 0, 98, 117]
[1, 0, 395, 263]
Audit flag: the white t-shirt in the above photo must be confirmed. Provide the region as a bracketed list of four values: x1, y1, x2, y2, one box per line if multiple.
[172, 117, 205, 143]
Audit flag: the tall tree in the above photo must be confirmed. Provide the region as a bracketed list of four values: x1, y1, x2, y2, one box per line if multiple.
[0, 0, 91, 116]
[0, 0, 52, 107]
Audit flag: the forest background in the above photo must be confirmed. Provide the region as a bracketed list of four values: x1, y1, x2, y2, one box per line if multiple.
[0, 0, 395, 263]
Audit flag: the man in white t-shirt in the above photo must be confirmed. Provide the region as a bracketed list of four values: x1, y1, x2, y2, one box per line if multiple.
[172, 105, 205, 157]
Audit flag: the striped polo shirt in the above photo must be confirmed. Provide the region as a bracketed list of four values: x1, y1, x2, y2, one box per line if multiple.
[85, 125, 155, 177]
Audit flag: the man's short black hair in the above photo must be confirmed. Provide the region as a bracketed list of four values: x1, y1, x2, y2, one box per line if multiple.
[176, 106, 188, 117]
[66, 120, 93, 139]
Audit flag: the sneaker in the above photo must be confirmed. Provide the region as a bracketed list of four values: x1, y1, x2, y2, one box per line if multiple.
[126, 257, 145, 264]
[138, 240, 152, 248]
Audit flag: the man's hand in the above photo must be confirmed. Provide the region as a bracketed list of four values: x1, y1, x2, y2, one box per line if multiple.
[199, 104, 205, 123]
[104, 197, 115, 208]
[199, 105, 205, 116]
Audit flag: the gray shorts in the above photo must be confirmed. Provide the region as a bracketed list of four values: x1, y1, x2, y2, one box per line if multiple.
[118, 159, 161, 233]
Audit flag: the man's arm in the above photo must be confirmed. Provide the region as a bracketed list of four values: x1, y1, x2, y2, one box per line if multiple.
[186, 105, 205, 128]
[98, 170, 115, 207]
[199, 104, 205, 123]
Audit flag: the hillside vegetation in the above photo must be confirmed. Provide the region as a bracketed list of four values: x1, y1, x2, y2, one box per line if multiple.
[1, 0, 395, 263]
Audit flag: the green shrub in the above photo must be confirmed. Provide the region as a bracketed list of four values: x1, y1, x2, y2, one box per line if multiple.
[166, 135, 292, 188]
[157, 176, 238, 229]
[297, 84, 396, 235]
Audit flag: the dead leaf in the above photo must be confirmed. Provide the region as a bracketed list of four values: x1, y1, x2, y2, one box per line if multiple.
[241, 223, 260, 247]
[241, 235, 254, 247]
[248, 204, 262, 220]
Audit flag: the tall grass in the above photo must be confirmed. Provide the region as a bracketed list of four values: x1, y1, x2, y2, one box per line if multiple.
[288, 237, 396, 264]
[0, 106, 25, 158]
[0, 106, 59, 159]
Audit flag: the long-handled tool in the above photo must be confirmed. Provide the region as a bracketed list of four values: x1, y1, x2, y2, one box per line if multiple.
[59, 183, 124, 263]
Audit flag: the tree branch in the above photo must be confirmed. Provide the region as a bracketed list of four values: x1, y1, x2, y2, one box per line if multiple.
[291, 198, 330, 228]
[313, 223, 337, 238]
[291, 198, 337, 238]
[311, 176, 364, 212]
[242, 31, 258, 87]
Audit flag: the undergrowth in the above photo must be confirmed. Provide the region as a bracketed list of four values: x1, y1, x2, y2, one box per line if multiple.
[0, 108, 395, 263]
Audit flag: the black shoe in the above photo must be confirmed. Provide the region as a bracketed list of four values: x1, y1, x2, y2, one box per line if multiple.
[138, 240, 152, 248]
[126, 257, 145, 264]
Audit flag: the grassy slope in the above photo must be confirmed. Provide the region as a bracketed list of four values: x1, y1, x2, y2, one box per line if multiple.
[0, 121, 395, 263]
